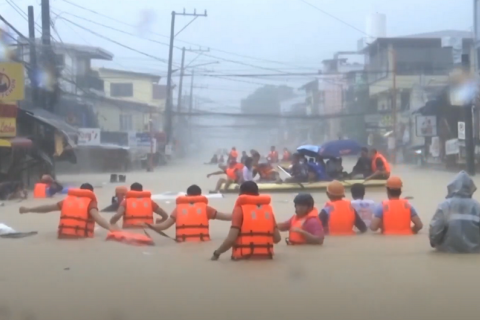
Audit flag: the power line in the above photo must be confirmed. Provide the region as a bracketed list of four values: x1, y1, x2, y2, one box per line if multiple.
[58, 0, 317, 70]
[53, 14, 170, 64]
[297, 0, 370, 37]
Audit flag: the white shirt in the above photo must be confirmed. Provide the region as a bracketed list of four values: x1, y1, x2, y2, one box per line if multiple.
[351, 199, 376, 227]
[242, 166, 254, 181]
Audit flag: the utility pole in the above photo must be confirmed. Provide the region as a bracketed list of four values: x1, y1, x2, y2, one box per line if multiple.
[41, 0, 53, 112]
[189, 69, 195, 116]
[176, 47, 186, 112]
[462, 54, 476, 175]
[164, 9, 207, 146]
[391, 48, 397, 164]
[27, 6, 38, 105]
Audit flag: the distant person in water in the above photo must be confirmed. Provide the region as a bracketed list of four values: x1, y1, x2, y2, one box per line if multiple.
[205, 153, 218, 165]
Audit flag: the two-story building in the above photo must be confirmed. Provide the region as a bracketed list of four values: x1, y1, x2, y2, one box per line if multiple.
[361, 30, 474, 147]
[95, 68, 167, 132]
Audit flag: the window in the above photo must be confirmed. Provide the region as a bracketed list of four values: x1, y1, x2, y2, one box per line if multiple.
[119, 114, 133, 131]
[111, 83, 133, 97]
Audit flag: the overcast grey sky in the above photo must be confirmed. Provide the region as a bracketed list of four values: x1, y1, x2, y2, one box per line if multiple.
[1, 0, 472, 110]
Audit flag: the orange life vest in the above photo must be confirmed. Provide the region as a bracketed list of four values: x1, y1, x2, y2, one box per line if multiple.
[372, 153, 391, 173]
[382, 199, 413, 235]
[58, 189, 96, 239]
[327, 199, 356, 235]
[123, 191, 154, 228]
[106, 231, 154, 246]
[268, 151, 278, 162]
[175, 195, 210, 242]
[255, 164, 274, 179]
[282, 151, 290, 161]
[226, 163, 244, 181]
[232, 195, 275, 260]
[33, 183, 48, 198]
[288, 208, 320, 245]
[230, 150, 238, 159]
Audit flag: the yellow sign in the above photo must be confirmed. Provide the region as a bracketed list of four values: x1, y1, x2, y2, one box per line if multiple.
[0, 139, 11, 147]
[0, 63, 25, 101]
[0, 117, 16, 137]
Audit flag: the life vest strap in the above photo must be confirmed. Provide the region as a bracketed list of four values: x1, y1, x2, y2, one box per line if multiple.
[238, 231, 273, 237]
[58, 224, 92, 237]
[176, 233, 210, 241]
[176, 224, 209, 229]
[232, 242, 273, 260]
[124, 215, 153, 220]
[60, 215, 91, 223]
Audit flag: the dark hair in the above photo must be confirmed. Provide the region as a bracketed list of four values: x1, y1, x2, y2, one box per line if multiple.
[361, 147, 368, 153]
[186, 184, 202, 196]
[245, 157, 253, 166]
[351, 183, 365, 199]
[130, 182, 143, 191]
[80, 183, 94, 191]
[239, 181, 259, 196]
[387, 188, 402, 197]
[293, 193, 314, 207]
[371, 148, 377, 154]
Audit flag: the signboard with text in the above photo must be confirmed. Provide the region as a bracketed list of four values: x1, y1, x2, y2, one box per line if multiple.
[0, 63, 25, 102]
[0, 117, 16, 137]
[78, 128, 101, 146]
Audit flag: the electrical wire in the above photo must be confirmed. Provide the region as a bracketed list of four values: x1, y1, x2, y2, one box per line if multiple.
[58, 0, 318, 70]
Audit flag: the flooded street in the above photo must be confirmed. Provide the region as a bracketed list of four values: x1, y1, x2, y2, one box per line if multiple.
[1, 161, 480, 320]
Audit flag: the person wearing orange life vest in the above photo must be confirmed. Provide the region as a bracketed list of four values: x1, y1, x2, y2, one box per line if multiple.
[228, 147, 238, 161]
[267, 146, 279, 163]
[207, 158, 244, 193]
[110, 182, 168, 229]
[252, 152, 282, 183]
[281, 148, 291, 162]
[211, 181, 282, 261]
[33, 174, 63, 198]
[319, 181, 367, 235]
[370, 176, 423, 235]
[19, 183, 116, 238]
[364, 148, 391, 181]
[277, 193, 324, 245]
[143, 185, 232, 242]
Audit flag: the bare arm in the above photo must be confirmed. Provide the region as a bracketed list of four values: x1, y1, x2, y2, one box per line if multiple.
[411, 216, 423, 234]
[214, 228, 240, 255]
[370, 217, 382, 232]
[149, 217, 175, 231]
[215, 212, 232, 221]
[90, 208, 115, 231]
[154, 206, 168, 222]
[273, 228, 282, 244]
[207, 171, 225, 178]
[110, 205, 125, 225]
[276, 221, 290, 232]
[19, 204, 58, 214]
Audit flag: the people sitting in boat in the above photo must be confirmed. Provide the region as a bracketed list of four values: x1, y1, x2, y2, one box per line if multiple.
[252, 153, 282, 183]
[429, 171, 480, 253]
[325, 157, 344, 180]
[240, 151, 248, 164]
[285, 153, 309, 183]
[241, 157, 254, 182]
[306, 157, 329, 182]
[319, 181, 367, 235]
[229, 147, 238, 162]
[267, 146, 279, 163]
[351, 147, 372, 179]
[364, 148, 390, 181]
[370, 176, 423, 235]
[207, 159, 244, 193]
[282, 148, 291, 162]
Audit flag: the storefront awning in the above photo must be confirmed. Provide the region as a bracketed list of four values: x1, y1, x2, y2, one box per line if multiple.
[0, 137, 32, 148]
